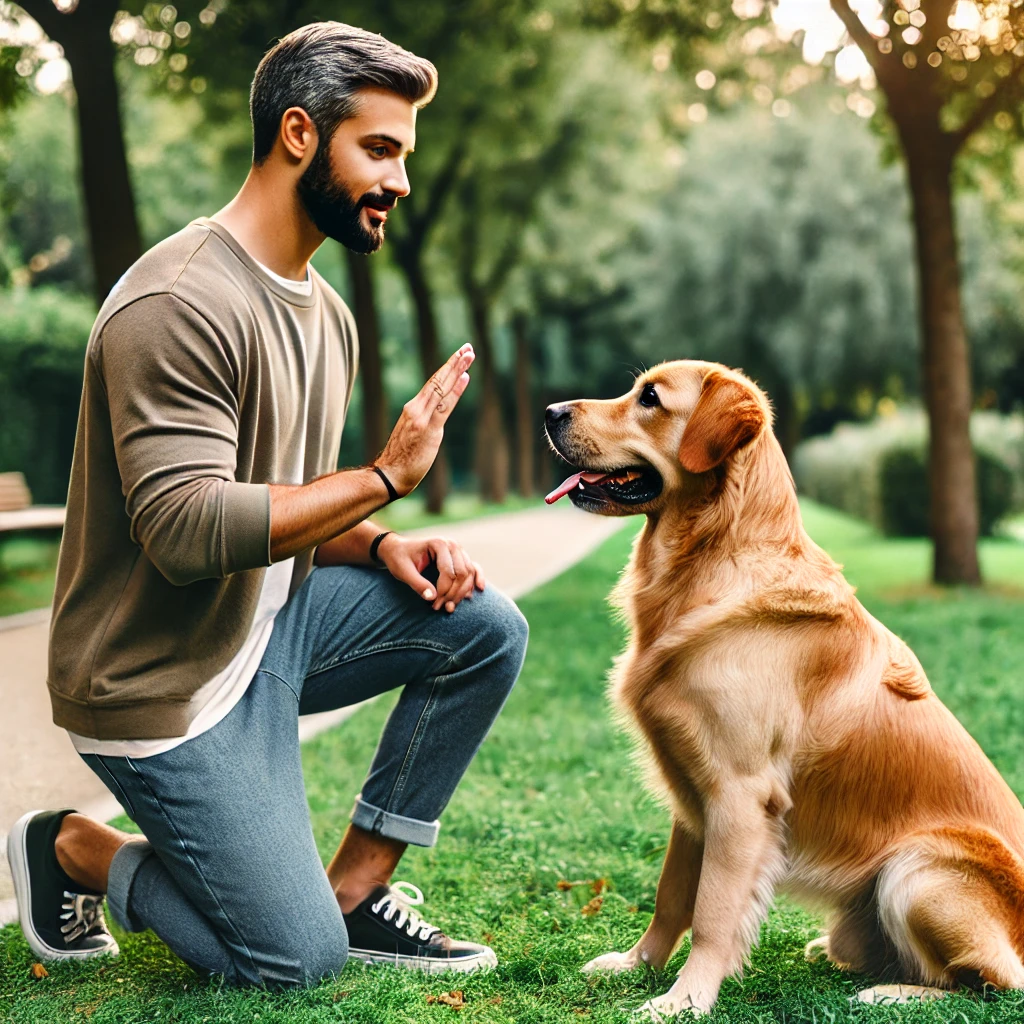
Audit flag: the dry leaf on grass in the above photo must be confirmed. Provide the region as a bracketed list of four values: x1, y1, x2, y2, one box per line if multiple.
[580, 896, 604, 916]
[426, 990, 465, 1009]
[30, 963, 48, 979]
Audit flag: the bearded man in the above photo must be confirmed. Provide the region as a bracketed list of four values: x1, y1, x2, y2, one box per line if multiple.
[7, 22, 527, 987]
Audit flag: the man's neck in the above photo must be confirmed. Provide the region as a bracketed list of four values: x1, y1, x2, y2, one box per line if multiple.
[212, 167, 324, 281]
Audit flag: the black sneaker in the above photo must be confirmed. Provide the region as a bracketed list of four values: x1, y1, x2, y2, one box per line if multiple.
[6, 809, 119, 961]
[343, 882, 497, 973]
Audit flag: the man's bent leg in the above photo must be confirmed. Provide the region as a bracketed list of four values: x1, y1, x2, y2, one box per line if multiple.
[264, 565, 528, 898]
[79, 672, 348, 988]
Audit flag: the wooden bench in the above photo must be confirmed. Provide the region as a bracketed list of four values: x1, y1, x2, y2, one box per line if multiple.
[0, 472, 66, 533]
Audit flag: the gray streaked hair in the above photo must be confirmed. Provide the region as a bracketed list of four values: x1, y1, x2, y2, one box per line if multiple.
[250, 22, 437, 164]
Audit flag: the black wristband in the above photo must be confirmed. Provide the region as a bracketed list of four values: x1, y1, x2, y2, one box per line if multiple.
[369, 531, 393, 566]
[372, 465, 400, 504]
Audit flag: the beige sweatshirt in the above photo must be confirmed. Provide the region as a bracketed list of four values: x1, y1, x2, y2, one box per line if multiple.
[48, 218, 357, 740]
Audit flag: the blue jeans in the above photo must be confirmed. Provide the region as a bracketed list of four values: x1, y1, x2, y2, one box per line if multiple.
[79, 564, 528, 987]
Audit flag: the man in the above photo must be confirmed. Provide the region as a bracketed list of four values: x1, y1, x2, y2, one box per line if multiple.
[6, 22, 528, 987]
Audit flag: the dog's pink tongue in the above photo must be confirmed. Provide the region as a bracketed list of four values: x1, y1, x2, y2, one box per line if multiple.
[544, 471, 608, 505]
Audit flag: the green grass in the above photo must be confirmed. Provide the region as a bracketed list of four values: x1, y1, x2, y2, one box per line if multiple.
[0, 495, 541, 620]
[3, 500, 1024, 1022]
[0, 537, 61, 618]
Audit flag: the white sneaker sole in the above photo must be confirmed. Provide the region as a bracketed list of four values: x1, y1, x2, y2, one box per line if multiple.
[348, 945, 498, 974]
[6, 810, 119, 961]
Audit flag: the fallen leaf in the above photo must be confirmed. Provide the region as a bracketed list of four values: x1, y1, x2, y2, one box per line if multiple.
[591, 878, 608, 895]
[489, 996, 504, 1005]
[426, 990, 465, 1009]
[580, 896, 604, 917]
[556, 880, 574, 891]
[30, 963, 48, 979]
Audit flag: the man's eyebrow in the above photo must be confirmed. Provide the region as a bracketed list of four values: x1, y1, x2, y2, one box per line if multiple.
[363, 133, 414, 153]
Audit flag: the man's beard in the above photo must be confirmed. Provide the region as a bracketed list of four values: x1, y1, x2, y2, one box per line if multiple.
[297, 144, 394, 255]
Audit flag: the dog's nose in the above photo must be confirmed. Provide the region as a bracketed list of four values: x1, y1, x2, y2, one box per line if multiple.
[545, 403, 572, 427]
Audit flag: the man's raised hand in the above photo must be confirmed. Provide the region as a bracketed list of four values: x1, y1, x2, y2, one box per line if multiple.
[374, 344, 474, 498]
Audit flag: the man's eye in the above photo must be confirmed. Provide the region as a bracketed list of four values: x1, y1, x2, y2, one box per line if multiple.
[639, 384, 660, 408]
[369, 146, 388, 158]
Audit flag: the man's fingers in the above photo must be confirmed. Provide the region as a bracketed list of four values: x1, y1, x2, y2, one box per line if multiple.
[428, 539, 459, 609]
[429, 372, 471, 424]
[436, 544, 469, 610]
[415, 346, 474, 410]
[390, 557, 437, 602]
[472, 560, 486, 591]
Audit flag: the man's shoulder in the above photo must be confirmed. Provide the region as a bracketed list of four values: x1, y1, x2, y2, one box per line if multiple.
[98, 221, 217, 318]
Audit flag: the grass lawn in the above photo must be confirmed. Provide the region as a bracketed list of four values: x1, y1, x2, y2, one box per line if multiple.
[3, 500, 1024, 1022]
[0, 537, 62, 618]
[0, 494, 541, 620]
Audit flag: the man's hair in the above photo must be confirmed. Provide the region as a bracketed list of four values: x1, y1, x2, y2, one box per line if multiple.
[250, 22, 437, 165]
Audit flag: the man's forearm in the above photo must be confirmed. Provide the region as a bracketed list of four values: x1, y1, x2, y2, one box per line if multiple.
[313, 519, 393, 567]
[269, 467, 391, 563]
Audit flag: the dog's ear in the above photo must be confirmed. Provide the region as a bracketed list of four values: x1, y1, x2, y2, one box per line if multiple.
[678, 371, 766, 474]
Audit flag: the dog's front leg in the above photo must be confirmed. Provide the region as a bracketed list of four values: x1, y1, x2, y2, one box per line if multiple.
[639, 778, 786, 1018]
[582, 821, 701, 974]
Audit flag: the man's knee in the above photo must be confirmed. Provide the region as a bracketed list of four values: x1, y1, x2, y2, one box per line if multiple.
[247, 927, 349, 989]
[471, 587, 529, 680]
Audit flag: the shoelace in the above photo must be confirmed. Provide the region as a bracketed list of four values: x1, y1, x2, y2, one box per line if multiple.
[370, 881, 440, 942]
[59, 891, 104, 944]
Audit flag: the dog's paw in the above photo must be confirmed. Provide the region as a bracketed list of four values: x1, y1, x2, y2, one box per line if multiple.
[803, 935, 829, 962]
[634, 994, 705, 1020]
[855, 984, 949, 1005]
[581, 950, 641, 975]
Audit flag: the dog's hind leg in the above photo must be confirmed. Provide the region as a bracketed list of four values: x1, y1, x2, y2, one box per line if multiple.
[806, 888, 901, 976]
[582, 820, 701, 975]
[867, 829, 1024, 1001]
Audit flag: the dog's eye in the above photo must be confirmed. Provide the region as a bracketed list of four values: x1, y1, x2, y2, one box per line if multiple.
[639, 384, 660, 408]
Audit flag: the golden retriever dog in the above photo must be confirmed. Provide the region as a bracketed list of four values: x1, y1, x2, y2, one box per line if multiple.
[543, 360, 1024, 1018]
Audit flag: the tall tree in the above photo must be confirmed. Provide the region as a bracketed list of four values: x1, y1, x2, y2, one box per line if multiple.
[823, 0, 1018, 583]
[344, 248, 389, 463]
[14, 0, 141, 303]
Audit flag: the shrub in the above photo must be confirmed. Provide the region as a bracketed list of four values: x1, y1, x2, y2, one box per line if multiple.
[793, 409, 1023, 538]
[0, 287, 95, 503]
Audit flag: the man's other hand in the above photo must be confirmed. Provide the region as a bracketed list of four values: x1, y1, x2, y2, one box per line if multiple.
[378, 534, 486, 613]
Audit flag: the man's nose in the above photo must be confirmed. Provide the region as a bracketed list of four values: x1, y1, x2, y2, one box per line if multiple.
[383, 161, 411, 199]
[545, 403, 573, 428]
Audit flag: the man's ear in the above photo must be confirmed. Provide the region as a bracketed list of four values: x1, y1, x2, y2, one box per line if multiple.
[678, 370, 766, 474]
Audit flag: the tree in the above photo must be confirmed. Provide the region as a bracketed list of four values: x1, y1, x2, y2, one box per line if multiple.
[11, 0, 142, 304]
[823, 0, 1022, 583]
[345, 249, 388, 463]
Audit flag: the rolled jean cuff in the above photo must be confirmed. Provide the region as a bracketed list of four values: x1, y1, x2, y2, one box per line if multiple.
[106, 837, 153, 933]
[350, 794, 440, 847]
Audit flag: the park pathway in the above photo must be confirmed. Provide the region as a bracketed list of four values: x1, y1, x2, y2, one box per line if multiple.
[0, 503, 627, 923]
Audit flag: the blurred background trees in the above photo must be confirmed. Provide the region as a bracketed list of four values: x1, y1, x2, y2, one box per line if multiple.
[1, 0, 1023, 582]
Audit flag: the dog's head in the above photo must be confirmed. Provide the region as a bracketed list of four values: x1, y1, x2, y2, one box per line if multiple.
[544, 360, 771, 516]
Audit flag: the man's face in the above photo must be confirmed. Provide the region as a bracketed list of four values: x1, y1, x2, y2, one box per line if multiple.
[297, 86, 416, 254]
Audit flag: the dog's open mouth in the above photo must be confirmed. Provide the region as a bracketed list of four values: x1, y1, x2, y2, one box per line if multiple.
[545, 466, 663, 507]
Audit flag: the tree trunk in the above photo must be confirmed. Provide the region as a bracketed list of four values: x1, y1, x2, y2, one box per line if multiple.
[397, 250, 448, 513]
[512, 312, 535, 497]
[345, 249, 388, 463]
[29, 0, 143, 305]
[467, 290, 509, 504]
[902, 136, 981, 585]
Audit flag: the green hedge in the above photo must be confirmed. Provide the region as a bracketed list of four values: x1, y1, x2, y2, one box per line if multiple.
[0, 287, 95, 503]
[793, 409, 1023, 538]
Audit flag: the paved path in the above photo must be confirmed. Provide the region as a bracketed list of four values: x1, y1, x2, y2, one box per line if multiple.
[0, 503, 626, 923]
